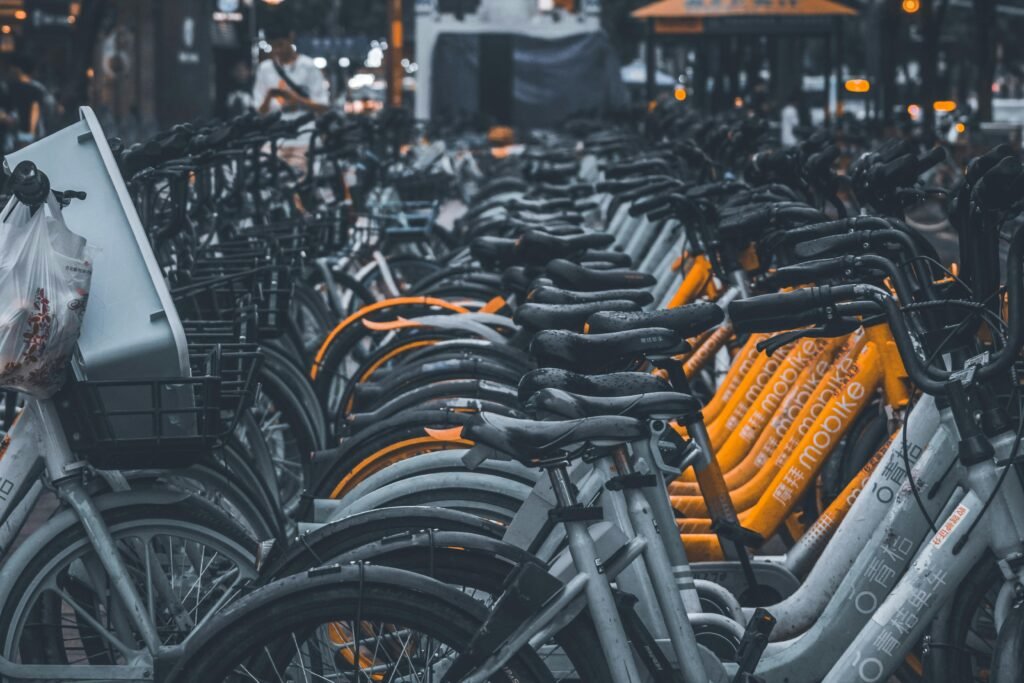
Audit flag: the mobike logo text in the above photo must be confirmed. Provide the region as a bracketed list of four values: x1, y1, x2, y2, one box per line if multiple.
[796, 378, 866, 472]
[724, 346, 790, 430]
[738, 339, 822, 446]
[770, 352, 836, 440]
[770, 370, 867, 507]
[772, 354, 857, 468]
[718, 344, 761, 404]
[753, 363, 830, 466]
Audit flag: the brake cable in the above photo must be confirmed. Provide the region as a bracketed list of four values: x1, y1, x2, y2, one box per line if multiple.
[899, 289, 1007, 534]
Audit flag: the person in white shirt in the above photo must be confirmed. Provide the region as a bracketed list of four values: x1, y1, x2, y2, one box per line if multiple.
[253, 24, 330, 172]
[780, 89, 801, 148]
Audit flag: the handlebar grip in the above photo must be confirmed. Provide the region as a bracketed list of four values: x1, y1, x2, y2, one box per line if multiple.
[973, 156, 1024, 210]
[595, 177, 649, 193]
[756, 257, 850, 290]
[629, 191, 670, 217]
[647, 204, 674, 222]
[729, 285, 859, 333]
[793, 229, 910, 260]
[603, 159, 669, 179]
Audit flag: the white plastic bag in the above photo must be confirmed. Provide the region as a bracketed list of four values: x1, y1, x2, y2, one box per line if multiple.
[0, 193, 95, 397]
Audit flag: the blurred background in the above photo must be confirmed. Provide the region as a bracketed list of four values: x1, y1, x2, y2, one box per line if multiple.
[0, 0, 1019, 150]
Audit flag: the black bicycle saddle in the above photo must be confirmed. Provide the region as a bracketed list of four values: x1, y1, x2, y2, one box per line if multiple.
[518, 368, 672, 403]
[586, 302, 724, 338]
[546, 259, 656, 291]
[460, 412, 646, 464]
[530, 327, 686, 374]
[529, 285, 655, 307]
[514, 300, 639, 332]
[526, 388, 700, 421]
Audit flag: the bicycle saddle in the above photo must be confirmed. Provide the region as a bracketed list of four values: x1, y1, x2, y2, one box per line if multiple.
[546, 259, 656, 291]
[530, 327, 686, 374]
[529, 285, 655, 307]
[501, 266, 541, 296]
[581, 250, 633, 267]
[507, 197, 574, 213]
[515, 229, 615, 265]
[518, 368, 671, 403]
[459, 412, 646, 464]
[586, 303, 724, 338]
[526, 388, 700, 421]
[514, 300, 639, 332]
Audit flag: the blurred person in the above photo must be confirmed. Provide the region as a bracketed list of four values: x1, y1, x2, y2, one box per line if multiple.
[253, 23, 330, 172]
[225, 59, 254, 118]
[780, 89, 800, 147]
[0, 54, 47, 148]
[13, 56, 56, 138]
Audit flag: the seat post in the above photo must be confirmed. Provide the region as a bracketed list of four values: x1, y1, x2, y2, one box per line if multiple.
[547, 463, 578, 508]
[546, 460, 645, 683]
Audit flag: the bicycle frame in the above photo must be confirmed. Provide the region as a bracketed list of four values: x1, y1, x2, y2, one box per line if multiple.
[0, 398, 167, 680]
[746, 401, 1014, 682]
[461, 442, 720, 683]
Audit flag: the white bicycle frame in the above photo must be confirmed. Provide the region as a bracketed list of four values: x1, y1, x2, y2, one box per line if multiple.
[0, 399, 162, 680]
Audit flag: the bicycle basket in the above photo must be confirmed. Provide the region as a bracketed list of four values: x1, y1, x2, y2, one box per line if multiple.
[172, 265, 293, 338]
[54, 348, 234, 470]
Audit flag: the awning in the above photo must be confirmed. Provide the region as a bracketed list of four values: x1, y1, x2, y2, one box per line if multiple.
[633, 0, 856, 35]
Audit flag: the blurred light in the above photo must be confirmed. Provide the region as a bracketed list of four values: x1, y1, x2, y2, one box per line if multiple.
[992, 83, 1000, 93]
[86, 67, 94, 78]
[401, 58, 410, 68]
[674, 86, 687, 102]
[365, 46, 383, 68]
[955, 122, 966, 133]
[14, 10, 26, 20]
[902, 0, 920, 12]
[67, 14, 76, 24]
[313, 56, 327, 69]
[1, 25, 11, 34]
[933, 100, 956, 112]
[262, 0, 286, 5]
[348, 73, 375, 89]
[733, 96, 744, 108]
[844, 79, 870, 93]
[339, 57, 351, 68]
[907, 104, 921, 118]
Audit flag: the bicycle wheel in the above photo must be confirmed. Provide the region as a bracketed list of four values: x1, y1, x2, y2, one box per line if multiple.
[925, 554, 1004, 683]
[0, 496, 257, 677]
[253, 360, 321, 517]
[290, 282, 334, 359]
[167, 565, 556, 683]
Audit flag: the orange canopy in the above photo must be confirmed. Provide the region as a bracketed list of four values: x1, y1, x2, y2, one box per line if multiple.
[632, 0, 857, 19]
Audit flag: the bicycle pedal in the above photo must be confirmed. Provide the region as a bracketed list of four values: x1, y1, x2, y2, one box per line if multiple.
[732, 608, 776, 683]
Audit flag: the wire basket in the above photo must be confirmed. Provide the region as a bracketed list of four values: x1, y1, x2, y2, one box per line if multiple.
[54, 347, 257, 470]
[172, 265, 293, 338]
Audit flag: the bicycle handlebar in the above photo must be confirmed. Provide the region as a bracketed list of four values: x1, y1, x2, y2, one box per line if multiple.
[732, 223, 1024, 394]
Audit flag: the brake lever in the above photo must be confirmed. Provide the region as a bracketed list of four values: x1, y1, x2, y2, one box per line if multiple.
[756, 317, 862, 356]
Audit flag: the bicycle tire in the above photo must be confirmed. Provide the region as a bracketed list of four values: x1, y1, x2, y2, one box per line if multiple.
[167, 565, 556, 683]
[0, 496, 257, 674]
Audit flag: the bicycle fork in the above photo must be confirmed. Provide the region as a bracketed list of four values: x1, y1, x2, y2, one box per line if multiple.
[37, 400, 162, 654]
